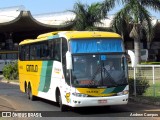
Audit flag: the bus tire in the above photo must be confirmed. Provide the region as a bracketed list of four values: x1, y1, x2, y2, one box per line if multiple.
[58, 92, 66, 112]
[24, 82, 27, 93]
[24, 82, 29, 99]
[28, 84, 36, 101]
[26, 86, 30, 99]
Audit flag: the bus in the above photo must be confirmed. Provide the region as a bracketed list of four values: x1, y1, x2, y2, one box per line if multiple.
[18, 31, 129, 111]
[0, 51, 18, 71]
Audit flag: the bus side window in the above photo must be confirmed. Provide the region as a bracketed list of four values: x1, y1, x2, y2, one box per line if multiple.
[25, 46, 30, 60]
[62, 38, 68, 61]
[53, 39, 61, 61]
[62, 38, 68, 80]
[48, 41, 54, 59]
[20, 46, 29, 61]
[36, 45, 41, 59]
[41, 43, 49, 59]
[19, 46, 23, 60]
[30, 45, 36, 60]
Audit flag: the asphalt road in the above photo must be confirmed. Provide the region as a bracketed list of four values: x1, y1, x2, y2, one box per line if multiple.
[0, 81, 160, 120]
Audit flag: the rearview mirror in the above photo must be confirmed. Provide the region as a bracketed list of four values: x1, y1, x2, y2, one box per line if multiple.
[66, 51, 73, 69]
[127, 50, 137, 67]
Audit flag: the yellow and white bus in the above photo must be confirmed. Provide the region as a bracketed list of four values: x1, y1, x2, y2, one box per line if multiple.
[18, 31, 129, 111]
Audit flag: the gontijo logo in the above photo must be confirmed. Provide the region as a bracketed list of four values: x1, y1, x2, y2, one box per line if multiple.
[26, 65, 38, 72]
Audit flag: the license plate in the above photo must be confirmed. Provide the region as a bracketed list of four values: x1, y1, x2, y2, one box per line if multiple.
[98, 100, 107, 103]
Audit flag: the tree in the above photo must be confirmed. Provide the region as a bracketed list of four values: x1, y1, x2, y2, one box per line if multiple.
[71, 1, 113, 31]
[104, 0, 160, 64]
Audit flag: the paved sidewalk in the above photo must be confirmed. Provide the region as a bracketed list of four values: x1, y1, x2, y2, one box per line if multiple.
[0, 74, 19, 85]
[0, 75, 17, 111]
[0, 74, 3, 81]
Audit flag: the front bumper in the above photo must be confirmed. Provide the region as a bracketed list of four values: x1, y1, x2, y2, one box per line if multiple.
[69, 94, 128, 107]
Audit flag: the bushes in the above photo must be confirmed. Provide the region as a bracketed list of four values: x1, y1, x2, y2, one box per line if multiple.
[129, 76, 150, 95]
[2, 61, 18, 80]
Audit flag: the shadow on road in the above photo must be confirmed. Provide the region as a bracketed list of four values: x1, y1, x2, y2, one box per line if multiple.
[1, 82, 159, 117]
[34, 96, 160, 116]
[35, 97, 134, 116]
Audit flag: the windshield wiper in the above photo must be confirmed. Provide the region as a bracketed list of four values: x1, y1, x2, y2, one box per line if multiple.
[102, 67, 118, 85]
[91, 65, 101, 81]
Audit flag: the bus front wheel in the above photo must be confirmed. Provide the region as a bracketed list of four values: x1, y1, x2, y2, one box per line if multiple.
[58, 92, 67, 112]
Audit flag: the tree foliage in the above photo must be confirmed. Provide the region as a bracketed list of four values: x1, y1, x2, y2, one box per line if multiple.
[104, 0, 160, 64]
[2, 61, 18, 80]
[71, 1, 113, 30]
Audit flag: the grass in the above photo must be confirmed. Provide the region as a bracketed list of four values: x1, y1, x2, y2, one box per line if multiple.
[143, 82, 160, 97]
[130, 81, 160, 105]
[128, 63, 160, 97]
[141, 62, 160, 65]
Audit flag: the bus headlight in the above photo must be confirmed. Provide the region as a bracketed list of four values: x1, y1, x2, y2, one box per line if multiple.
[72, 93, 88, 97]
[117, 90, 129, 96]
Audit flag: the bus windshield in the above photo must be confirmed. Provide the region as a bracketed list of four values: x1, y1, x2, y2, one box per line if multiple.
[71, 54, 128, 88]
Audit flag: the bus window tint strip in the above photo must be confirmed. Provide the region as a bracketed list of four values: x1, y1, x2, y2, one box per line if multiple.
[70, 39, 123, 53]
[19, 38, 68, 61]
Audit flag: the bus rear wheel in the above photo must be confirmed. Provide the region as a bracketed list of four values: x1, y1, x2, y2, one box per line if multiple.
[27, 85, 36, 101]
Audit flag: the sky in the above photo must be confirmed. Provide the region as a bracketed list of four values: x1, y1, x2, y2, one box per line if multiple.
[0, 0, 160, 19]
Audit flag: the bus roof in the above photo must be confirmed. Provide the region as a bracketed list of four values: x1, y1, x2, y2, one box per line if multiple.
[19, 31, 122, 45]
[61, 31, 121, 39]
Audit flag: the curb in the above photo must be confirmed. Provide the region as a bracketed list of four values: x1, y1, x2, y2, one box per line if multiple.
[0, 80, 19, 85]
